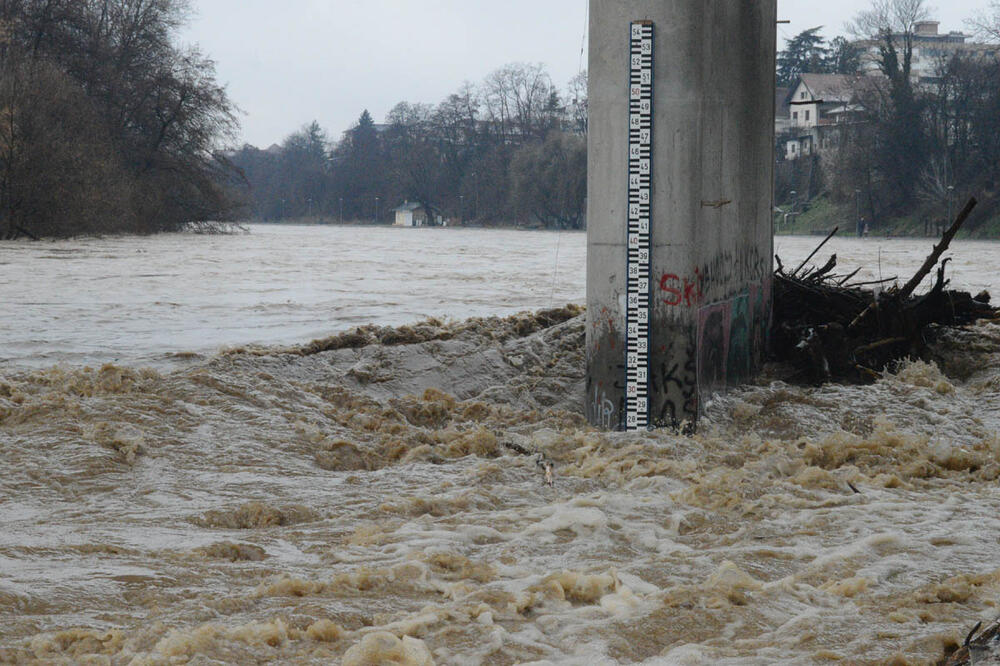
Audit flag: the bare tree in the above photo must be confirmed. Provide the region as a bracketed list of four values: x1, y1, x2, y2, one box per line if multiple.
[850, 0, 929, 84]
[232, 62, 590, 227]
[0, 57, 130, 238]
[483, 63, 555, 143]
[967, 1, 1000, 42]
[566, 70, 587, 135]
[510, 132, 586, 229]
[0, 0, 240, 237]
[916, 156, 952, 207]
[848, 0, 931, 204]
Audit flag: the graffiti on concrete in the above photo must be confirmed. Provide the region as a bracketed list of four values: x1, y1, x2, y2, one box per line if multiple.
[696, 301, 730, 397]
[659, 269, 704, 308]
[726, 292, 750, 384]
[660, 246, 769, 308]
[698, 246, 770, 299]
[588, 258, 772, 429]
[590, 384, 618, 430]
[586, 306, 627, 429]
[749, 277, 772, 368]
[696, 277, 772, 406]
[650, 327, 698, 428]
[589, 306, 620, 352]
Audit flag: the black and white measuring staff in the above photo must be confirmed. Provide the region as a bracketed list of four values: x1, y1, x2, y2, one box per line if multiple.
[625, 20, 653, 431]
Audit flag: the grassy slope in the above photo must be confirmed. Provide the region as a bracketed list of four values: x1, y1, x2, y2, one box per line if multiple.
[775, 195, 1000, 239]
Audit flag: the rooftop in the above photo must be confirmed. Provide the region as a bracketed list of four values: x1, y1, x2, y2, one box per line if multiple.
[787, 73, 859, 105]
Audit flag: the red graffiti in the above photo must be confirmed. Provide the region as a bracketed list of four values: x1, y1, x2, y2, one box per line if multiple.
[660, 273, 682, 305]
[660, 269, 704, 307]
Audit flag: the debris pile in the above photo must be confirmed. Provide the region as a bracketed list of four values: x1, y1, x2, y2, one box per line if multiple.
[772, 197, 997, 383]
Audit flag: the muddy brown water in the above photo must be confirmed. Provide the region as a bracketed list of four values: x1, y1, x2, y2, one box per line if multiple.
[2, 228, 1000, 665]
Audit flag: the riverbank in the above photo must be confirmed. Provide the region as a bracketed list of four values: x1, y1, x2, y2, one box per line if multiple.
[776, 195, 1000, 239]
[242, 216, 586, 231]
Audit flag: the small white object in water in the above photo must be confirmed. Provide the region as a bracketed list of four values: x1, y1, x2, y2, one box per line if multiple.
[535, 454, 555, 486]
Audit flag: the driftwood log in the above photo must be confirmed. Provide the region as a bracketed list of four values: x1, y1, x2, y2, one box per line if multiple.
[771, 197, 997, 383]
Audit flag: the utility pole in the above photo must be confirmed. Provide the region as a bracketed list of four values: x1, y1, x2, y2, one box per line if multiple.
[472, 171, 479, 219]
[947, 184, 954, 230]
[855, 189, 861, 237]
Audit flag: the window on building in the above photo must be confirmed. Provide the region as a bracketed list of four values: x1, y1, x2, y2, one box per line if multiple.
[800, 92, 807, 99]
[793, 111, 798, 120]
[805, 110, 810, 121]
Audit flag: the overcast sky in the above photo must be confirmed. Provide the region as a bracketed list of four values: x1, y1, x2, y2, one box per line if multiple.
[180, 0, 992, 148]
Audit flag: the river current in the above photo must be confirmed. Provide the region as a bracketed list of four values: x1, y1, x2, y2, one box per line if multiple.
[2, 225, 1000, 665]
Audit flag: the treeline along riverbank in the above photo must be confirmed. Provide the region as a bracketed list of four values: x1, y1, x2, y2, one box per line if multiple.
[0, 0, 241, 240]
[10, 0, 1000, 239]
[229, 63, 588, 231]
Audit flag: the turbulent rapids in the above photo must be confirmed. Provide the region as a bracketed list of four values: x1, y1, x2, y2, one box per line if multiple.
[3, 303, 1000, 665]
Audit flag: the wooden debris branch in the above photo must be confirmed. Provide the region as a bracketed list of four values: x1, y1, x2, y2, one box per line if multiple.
[849, 197, 977, 333]
[793, 226, 838, 277]
[945, 619, 1000, 665]
[836, 267, 862, 286]
[9, 225, 40, 241]
[500, 438, 556, 487]
[900, 197, 977, 299]
[772, 197, 996, 383]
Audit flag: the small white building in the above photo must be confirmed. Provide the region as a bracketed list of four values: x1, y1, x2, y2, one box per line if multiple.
[393, 201, 429, 227]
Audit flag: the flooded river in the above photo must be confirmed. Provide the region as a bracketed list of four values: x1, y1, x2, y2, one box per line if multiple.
[0, 226, 586, 369]
[2, 226, 1000, 665]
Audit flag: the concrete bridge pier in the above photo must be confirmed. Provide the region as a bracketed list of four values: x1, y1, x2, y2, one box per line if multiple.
[586, 0, 777, 429]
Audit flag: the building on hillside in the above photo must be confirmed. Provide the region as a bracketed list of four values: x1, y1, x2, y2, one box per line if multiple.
[393, 201, 430, 227]
[776, 23, 1000, 165]
[855, 21, 999, 83]
[779, 73, 866, 161]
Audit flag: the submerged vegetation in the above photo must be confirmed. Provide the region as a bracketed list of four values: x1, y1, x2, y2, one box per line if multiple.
[0, 0, 242, 239]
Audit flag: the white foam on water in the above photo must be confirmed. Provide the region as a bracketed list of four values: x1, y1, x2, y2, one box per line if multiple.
[3, 231, 1000, 664]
